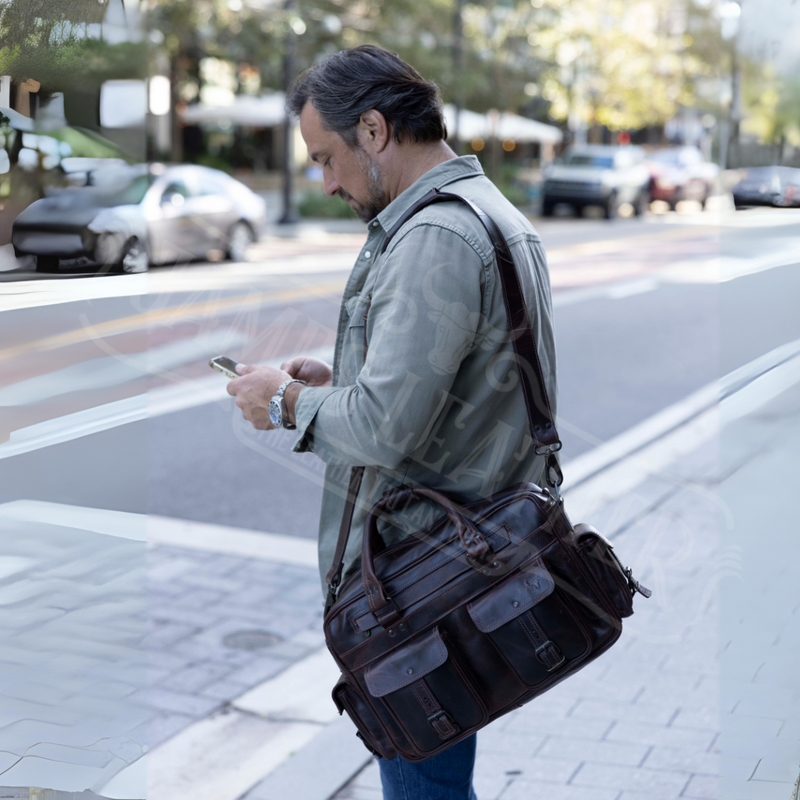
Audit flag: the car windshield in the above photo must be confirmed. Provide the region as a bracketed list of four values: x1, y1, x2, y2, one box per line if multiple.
[566, 154, 615, 168]
[101, 175, 152, 206]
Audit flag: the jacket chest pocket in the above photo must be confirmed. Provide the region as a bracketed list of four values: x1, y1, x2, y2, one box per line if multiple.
[339, 293, 371, 384]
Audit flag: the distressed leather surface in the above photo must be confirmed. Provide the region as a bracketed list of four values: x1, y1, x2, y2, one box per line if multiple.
[365, 628, 448, 697]
[467, 557, 554, 632]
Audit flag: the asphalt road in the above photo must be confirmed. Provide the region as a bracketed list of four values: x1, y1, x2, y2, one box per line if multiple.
[2, 207, 798, 544]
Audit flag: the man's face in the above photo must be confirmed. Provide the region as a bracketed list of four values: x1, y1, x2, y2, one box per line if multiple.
[299, 101, 388, 223]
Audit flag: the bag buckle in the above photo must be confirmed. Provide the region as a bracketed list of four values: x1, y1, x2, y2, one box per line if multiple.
[427, 709, 459, 739]
[535, 641, 565, 672]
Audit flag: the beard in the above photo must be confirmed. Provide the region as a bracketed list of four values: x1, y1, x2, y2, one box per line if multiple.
[339, 149, 388, 224]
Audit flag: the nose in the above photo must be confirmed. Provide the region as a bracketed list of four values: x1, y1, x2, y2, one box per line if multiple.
[323, 174, 341, 198]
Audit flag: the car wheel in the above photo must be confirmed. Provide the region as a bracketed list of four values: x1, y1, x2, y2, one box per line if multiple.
[541, 198, 554, 217]
[227, 221, 254, 262]
[35, 255, 59, 273]
[603, 192, 618, 220]
[120, 238, 149, 274]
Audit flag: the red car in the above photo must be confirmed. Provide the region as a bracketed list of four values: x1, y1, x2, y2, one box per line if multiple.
[646, 146, 719, 209]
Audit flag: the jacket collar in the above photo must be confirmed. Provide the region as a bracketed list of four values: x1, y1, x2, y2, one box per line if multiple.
[374, 155, 484, 233]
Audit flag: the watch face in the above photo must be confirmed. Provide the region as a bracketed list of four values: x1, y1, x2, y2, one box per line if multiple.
[268, 398, 282, 428]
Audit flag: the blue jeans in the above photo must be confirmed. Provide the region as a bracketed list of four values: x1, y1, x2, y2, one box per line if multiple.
[378, 734, 478, 800]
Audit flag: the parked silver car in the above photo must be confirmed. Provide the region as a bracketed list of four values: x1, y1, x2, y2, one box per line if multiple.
[11, 163, 267, 273]
[542, 145, 651, 218]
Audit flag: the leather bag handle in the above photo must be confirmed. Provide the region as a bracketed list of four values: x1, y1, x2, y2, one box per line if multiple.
[362, 485, 492, 628]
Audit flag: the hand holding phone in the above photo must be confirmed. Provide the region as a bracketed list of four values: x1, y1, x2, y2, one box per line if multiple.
[279, 355, 333, 387]
[209, 355, 240, 379]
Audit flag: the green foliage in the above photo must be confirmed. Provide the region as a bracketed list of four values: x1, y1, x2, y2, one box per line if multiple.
[0, 0, 146, 96]
[298, 189, 357, 219]
[0, 39, 146, 90]
[742, 63, 800, 147]
[192, 152, 234, 173]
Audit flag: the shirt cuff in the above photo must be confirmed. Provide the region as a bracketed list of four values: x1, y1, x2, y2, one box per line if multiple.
[292, 386, 340, 453]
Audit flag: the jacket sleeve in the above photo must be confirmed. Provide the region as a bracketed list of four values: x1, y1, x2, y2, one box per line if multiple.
[292, 223, 489, 469]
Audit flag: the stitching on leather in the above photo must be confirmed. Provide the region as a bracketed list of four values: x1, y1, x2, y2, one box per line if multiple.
[352, 519, 513, 633]
[339, 540, 555, 672]
[342, 502, 550, 666]
[348, 609, 364, 633]
[365, 632, 447, 696]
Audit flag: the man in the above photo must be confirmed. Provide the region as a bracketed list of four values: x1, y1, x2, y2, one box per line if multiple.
[228, 44, 557, 800]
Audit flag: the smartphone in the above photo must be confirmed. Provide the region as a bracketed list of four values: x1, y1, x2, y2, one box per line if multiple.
[209, 355, 240, 379]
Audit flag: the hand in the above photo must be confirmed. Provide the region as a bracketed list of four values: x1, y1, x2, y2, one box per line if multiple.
[227, 364, 290, 430]
[280, 355, 333, 388]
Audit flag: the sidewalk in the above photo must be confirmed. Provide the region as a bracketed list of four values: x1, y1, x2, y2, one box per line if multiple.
[2, 350, 799, 800]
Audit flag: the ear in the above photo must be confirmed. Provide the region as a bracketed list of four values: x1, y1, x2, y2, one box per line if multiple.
[358, 109, 391, 155]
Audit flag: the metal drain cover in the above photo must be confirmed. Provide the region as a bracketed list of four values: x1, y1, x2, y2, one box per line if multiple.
[223, 630, 281, 650]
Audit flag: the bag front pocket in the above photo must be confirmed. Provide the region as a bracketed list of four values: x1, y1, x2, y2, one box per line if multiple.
[333, 674, 397, 759]
[467, 557, 591, 687]
[364, 627, 487, 755]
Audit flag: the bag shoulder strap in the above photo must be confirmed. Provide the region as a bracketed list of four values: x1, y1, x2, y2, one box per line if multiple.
[324, 187, 562, 614]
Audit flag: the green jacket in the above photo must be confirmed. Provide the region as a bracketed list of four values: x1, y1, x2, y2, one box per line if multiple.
[293, 156, 558, 594]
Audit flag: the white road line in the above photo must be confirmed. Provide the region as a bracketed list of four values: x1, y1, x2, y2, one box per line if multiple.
[0, 499, 317, 564]
[0, 329, 246, 407]
[604, 277, 659, 299]
[0, 499, 147, 541]
[565, 339, 800, 521]
[562, 337, 800, 491]
[148, 514, 317, 567]
[560, 382, 719, 489]
[101, 646, 352, 800]
[143, 712, 321, 800]
[0, 274, 147, 313]
[0, 395, 146, 461]
[0, 346, 335, 460]
[234, 646, 342, 723]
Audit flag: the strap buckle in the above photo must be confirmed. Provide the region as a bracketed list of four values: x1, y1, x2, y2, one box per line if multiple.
[427, 709, 459, 739]
[535, 641, 565, 672]
[324, 584, 338, 616]
[534, 442, 562, 455]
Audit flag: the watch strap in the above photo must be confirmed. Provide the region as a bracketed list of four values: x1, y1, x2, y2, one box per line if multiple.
[277, 378, 307, 399]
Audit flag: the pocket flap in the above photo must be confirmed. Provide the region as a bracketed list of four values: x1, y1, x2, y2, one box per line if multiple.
[344, 293, 369, 327]
[467, 558, 554, 633]
[364, 627, 448, 697]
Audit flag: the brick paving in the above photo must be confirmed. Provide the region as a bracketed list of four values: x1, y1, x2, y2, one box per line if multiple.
[0, 520, 148, 792]
[143, 547, 325, 750]
[0, 522, 326, 794]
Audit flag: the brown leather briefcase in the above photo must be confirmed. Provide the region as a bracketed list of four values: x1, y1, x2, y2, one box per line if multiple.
[324, 189, 651, 762]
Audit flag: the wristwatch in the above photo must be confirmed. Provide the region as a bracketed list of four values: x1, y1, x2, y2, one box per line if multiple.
[268, 379, 307, 429]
